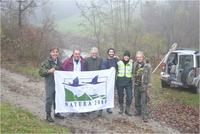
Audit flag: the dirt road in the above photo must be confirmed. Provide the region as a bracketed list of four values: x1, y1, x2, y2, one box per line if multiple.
[1, 68, 180, 133]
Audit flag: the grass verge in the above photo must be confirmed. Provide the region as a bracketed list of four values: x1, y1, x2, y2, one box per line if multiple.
[0, 102, 69, 133]
[151, 73, 199, 109]
[1, 62, 41, 79]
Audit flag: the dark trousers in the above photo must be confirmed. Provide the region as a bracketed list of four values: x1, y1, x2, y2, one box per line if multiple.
[45, 87, 55, 114]
[117, 84, 132, 106]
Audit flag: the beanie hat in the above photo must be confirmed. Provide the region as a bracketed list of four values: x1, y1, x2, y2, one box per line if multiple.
[123, 50, 131, 57]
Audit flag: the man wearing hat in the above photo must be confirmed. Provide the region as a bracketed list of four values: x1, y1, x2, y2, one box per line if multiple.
[116, 50, 133, 116]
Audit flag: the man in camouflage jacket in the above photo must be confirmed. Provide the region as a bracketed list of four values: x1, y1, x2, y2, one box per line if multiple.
[39, 47, 64, 122]
[133, 51, 151, 122]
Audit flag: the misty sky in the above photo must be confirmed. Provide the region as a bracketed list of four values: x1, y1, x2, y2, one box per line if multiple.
[30, 0, 80, 24]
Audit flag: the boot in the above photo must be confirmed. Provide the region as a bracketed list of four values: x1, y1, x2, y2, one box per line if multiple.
[125, 106, 132, 116]
[54, 113, 64, 119]
[97, 110, 103, 117]
[106, 108, 113, 114]
[134, 111, 141, 116]
[119, 104, 124, 114]
[46, 113, 54, 122]
[143, 117, 148, 122]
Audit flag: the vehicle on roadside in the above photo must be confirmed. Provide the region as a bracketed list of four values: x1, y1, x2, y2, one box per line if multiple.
[160, 49, 200, 93]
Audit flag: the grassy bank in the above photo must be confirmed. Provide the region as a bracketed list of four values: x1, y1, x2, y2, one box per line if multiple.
[151, 73, 199, 109]
[0, 102, 69, 133]
[1, 62, 40, 79]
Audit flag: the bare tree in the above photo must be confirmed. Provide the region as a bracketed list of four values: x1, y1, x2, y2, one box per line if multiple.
[1, 0, 58, 65]
[75, 0, 104, 48]
[74, 0, 140, 55]
[141, 0, 199, 49]
[17, 0, 36, 27]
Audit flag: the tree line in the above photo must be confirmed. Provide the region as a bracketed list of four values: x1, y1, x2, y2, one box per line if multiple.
[76, 0, 199, 60]
[1, 0, 199, 67]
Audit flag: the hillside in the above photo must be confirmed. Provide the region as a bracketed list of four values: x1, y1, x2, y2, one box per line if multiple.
[55, 14, 89, 36]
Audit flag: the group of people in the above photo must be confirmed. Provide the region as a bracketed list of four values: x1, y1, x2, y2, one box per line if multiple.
[39, 47, 151, 123]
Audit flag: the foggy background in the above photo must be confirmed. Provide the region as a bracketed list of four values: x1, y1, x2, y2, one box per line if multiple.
[1, 0, 199, 67]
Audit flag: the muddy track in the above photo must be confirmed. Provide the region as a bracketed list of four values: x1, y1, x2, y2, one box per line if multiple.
[1, 68, 180, 133]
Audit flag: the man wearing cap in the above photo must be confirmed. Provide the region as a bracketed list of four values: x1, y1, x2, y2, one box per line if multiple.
[39, 47, 64, 122]
[133, 51, 151, 122]
[116, 50, 133, 116]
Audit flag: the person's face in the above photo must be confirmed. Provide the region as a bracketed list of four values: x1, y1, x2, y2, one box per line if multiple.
[91, 50, 98, 59]
[108, 49, 115, 58]
[123, 56, 130, 61]
[73, 50, 81, 61]
[50, 49, 59, 60]
[136, 54, 144, 63]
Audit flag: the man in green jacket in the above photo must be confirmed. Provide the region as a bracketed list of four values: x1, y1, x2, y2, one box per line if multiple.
[86, 47, 103, 116]
[39, 47, 64, 122]
[116, 50, 133, 116]
[86, 47, 102, 71]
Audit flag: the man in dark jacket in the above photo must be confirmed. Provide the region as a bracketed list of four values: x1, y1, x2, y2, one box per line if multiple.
[86, 47, 103, 116]
[101, 48, 118, 70]
[116, 50, 133, 116]
[62, 49, 87, 71]
[39, 47, 64, 122]
[101, 48, 118, 114]
[86, 47, 102, 71]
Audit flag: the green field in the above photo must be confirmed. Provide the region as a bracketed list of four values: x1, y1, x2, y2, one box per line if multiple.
[55, 14, 89, 36]
[1, 102, 69, 133]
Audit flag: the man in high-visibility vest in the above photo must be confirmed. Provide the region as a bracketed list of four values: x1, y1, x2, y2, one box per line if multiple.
[116, 50, 133, 116]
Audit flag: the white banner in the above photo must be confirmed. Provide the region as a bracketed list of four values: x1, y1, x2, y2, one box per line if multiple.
[54, 68, 116, 113]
